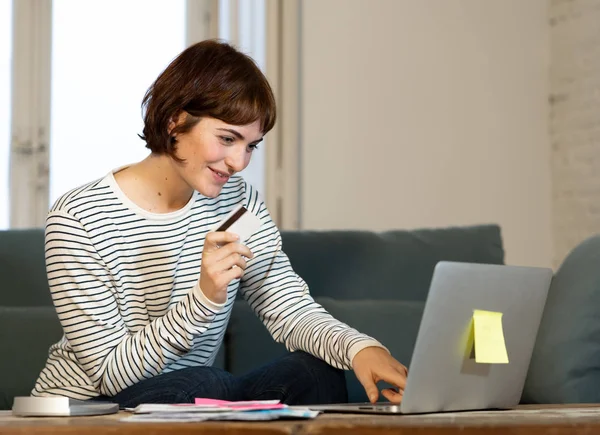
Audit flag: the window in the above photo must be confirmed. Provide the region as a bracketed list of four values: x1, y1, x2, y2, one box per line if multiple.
[0, 0, 12, 229]
[49, 0, 186, 203]
[219, 0, 266, 195]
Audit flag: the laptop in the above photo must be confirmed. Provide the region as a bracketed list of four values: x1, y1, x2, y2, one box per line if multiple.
[307, 261, 553, 415]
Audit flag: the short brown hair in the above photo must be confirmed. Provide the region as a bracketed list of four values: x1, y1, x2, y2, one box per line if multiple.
[139, 39, 276, 157]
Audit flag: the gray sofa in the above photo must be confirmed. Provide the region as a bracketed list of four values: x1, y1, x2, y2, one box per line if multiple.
[0, 224, 594, 409]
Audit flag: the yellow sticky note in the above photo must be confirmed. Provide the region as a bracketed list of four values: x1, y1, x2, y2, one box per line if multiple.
[472, 309, 509, 364]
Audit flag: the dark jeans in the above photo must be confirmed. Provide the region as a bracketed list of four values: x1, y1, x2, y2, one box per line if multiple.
[95, 351, 348, 408]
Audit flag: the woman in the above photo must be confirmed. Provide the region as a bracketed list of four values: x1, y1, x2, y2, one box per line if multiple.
[32, 40, 407, 408]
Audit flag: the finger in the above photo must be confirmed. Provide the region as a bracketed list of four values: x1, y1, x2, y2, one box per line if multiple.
[382, 386, 403, 396]
[212, 243, 253, 263]
[355, 372, 380, 403]
[381, 388, 403, 404]
[215, 243, 254, 258]
[380, 366, 407, 391]
[219, 264, 244, 285]
[225, 242, 253, 259]
[394, 361, 408, 376]
[218, 253, 248, 272]
[205, 231, 240, 250]
[210, 243, 254, 261]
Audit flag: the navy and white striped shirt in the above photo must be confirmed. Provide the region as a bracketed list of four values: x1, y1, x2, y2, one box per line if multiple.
[32, 169, 383, 399]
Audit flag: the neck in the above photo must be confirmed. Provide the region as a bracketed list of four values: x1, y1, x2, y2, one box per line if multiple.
[115, 154, 194, 213]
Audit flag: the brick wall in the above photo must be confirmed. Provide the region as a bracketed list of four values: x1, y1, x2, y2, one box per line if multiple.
[551, 0, 600, 267]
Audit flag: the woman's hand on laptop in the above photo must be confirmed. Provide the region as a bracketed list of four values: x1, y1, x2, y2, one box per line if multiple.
[352, 346, 407, 404]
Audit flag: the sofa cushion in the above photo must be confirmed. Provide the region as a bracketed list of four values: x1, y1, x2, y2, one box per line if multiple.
[522, 234, 600, 404]
[0, 307, 64, 410]
[0, 229, 51, 307]
[213, 342, 226, 370]
[280, 225, 504, 301]
[225, 297, 424, 403]
[225, 300, 288, 376]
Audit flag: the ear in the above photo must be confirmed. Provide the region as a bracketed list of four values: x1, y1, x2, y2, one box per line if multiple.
[167, 111, 185, 136]
[167, 117, 177, 136]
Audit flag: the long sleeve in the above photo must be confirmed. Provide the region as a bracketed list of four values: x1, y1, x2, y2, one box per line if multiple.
[44, 211, 224, 396]
[240, 186, 387, 370]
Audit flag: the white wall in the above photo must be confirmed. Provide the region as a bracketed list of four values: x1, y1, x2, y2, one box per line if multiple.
[300, 0, 552, 268]
[550, 0, 600, 268]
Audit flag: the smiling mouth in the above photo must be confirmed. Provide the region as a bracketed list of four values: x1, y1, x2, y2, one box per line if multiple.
[209, 167, 231, 179]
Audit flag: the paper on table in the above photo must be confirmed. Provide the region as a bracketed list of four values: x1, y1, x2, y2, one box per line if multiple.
[194, 398, 286, 410]
[129, 403, 225, 414]
[472, 309, 509, 364]
[129, 400, 286, 415]
[122, 408, 319, 423]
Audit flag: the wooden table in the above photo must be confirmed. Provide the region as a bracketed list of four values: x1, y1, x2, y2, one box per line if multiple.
[2, 405, 600, 434]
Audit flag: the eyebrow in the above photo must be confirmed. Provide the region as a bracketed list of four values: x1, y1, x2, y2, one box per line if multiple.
[216, 128, 263, 144]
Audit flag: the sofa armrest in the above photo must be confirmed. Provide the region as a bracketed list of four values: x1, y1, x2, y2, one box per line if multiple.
[523, 235, 600, 404]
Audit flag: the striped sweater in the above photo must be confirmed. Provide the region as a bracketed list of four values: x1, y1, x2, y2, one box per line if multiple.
[32, 169, 383, 399]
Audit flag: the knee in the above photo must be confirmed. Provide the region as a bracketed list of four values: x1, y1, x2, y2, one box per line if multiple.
[287, 352, 348, 404]
[175, 366, 239, 401]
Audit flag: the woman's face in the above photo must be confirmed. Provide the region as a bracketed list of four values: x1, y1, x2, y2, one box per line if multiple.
[170, 115, 263, 198]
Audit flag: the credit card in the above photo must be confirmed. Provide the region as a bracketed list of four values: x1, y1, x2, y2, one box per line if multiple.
[213, 205, 262, 244]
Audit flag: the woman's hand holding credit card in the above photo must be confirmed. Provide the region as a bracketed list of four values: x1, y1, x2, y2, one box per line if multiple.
[196, 206, 262, 304]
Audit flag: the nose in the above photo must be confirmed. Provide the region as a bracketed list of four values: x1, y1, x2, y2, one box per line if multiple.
[224, 145, 249, 174]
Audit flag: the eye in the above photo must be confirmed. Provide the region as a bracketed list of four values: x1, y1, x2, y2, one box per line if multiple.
[247, 144, 260, 152]
[220, 136, 235, 144]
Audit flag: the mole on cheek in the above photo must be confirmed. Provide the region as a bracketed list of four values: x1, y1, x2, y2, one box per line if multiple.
[158, 192, 162, 196]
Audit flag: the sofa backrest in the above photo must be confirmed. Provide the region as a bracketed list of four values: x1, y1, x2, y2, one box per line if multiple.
[0, 225, 505, 307]
[0, 228, 51, 307]
[280, 224, 505, 301]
